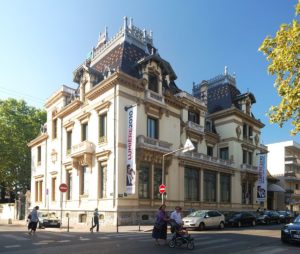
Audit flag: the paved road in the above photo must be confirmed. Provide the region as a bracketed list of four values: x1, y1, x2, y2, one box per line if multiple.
[0, 225, 299, 254]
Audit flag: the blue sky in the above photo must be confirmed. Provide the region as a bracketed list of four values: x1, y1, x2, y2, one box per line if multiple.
[0, 0, 299, 145]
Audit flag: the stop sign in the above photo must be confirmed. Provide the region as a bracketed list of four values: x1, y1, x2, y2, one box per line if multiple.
[159, 184, 166, 194]
[59, 183, 68, 193]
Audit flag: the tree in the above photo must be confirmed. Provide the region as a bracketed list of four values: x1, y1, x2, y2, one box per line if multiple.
[259, 0, 300, 135]
[0, 98, 46, 201]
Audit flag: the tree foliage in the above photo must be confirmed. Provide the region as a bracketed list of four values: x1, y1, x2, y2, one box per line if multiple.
[0, 98, 46, 196]
[259, 0, 300, 135]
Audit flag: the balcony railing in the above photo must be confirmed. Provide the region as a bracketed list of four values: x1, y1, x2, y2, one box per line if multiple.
[285, 155, 299, 165]
[71, 141, 95, 157]
[179, 151, 234, 167]
[186, 121, 205, 135]
[240, 164, 258, 172]
[145, 90, 165, 106]
[136, 135, 172, 152]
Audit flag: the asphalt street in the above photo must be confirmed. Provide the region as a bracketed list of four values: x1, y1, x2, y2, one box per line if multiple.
[0, 224, 299, 254]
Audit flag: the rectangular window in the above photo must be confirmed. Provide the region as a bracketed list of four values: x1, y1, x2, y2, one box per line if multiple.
[153, 167, 162, 199]
[242, 182, 252, 204]
[52, 119, 57, 139]
[99, 113, 107, 143]
[148, 73, 158, 93]
[204, 171, 216, 202]
[80, 166, 89, 195]
[188, 111, 200, 124]
[35, 180, 43, 202]
[81, 123, 88, 141]
[207, 146, 213, 157]
[139, 163, 150, 199]
[66, 130, 72, 155]
[66, 171, 72, 200]
[243, 150, 247, 164]
[219, 147, 229, 160]
[191, 141, 198, 152]
[147, 117, 158, 139]
[99, 162, 107, 198]
[37, 146, 41, 165]
[220, 174, 231, 202]
[51, 177, 56, 201]
[184, 167, 199, 201]
[248, 152, 253, 165]
[243, 123, 247, 139]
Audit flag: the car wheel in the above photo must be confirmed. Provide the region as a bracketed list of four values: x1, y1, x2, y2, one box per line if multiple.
[168, 240, 176, 248]
[251, 220, 256, 227]
[187, 241, 195, 250]
[198, 222, 205, 231]
[219, 222, 225, 229]
[281, 236, 288, 244]
[237, 221, 242, 228]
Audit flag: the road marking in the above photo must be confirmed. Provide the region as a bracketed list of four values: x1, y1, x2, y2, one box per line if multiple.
[57, 240, 71, 243]
[33, 242, 49, 245]
[194, 238, 230, 246]
[2, 234, 30, 241]
[4, 245, 21, 248]
[97, 236, 110, 239]
[79, 237, 90, 241]
[46, 232, 76, 238]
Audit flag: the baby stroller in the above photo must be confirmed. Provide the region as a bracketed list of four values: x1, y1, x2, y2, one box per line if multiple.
[168, 219, 194, 250]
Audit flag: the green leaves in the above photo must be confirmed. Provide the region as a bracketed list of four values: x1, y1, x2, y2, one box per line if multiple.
[259, 0, 300, 136]
[0, 98, 46, 192]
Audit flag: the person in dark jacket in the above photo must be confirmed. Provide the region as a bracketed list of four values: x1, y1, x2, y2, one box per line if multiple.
[152, 204, 169, 245]
[90, 208, 99, 232]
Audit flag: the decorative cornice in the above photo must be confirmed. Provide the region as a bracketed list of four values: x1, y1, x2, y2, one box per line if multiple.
[49, 171, 58, 175]
[78, 112, 91, 123]
[28, 133, 48, 148]
[95, 150, 111, 161]
[57, 99, 81, 119]
[63, 120, 75, 131]
[34, 174, 44, 179]
[95, 101, 111, 113]
[208, 108, 265, 128]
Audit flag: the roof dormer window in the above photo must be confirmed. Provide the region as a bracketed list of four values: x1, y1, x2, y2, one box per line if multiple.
[148, 73, 158, 93]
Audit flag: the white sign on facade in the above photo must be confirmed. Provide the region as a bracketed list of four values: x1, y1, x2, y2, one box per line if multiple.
[257, 153, 267, 202]
[126, 105, 137, 194]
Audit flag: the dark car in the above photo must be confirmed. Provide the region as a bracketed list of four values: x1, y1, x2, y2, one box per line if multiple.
[38, 212, 61, 228]
[257, 210, 280, 225]
[226, 211, 256, 227]
[281, 215, 300, 243]
[278, 211, 294, 224]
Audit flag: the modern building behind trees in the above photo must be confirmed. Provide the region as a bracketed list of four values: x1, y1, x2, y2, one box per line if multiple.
[28, 17, 269, 227]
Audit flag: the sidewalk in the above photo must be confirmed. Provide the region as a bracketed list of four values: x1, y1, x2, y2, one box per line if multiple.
[0, 219, 153, 233]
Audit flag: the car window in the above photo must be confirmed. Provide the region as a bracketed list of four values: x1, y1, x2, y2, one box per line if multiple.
[188, 211, 206, 217]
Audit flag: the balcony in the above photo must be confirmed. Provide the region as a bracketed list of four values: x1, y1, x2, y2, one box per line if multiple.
[285, 155, 300, 165]
[186, 121, 205, 135]
[240, 164, 258, 173]
[71, 141, 95, 158]
[144, 90, 165, 107]
[136, 135, 172, 152]
[179, 151, 234, 168]
[294, 189, 300, 195]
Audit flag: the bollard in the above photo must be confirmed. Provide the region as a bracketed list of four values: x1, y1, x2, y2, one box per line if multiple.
[8, 218, 12, 224]
[67, 217, 69, 232]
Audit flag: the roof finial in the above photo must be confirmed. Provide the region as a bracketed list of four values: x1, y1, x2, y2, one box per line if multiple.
[105, 26, 108, 40]
[123, 16, 128, 30]
[129, 17, 133, 29]
[224, 66, 228, 75]
[143, 28, 146, 39]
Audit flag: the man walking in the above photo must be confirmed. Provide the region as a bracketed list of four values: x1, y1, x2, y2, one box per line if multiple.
[28, 206, 39, 235]
[90, 208, 99, 232]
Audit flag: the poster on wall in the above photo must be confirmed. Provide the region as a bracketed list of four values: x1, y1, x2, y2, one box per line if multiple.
[126, 105, 137, 194]
[257, 153, 267, 202]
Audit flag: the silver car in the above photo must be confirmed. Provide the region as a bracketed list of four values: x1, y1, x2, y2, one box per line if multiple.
[183, 210, 225, 230]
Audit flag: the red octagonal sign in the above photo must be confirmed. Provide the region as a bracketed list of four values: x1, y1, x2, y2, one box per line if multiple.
[159, 184, 166, 194]
[59, 183, 68, 193]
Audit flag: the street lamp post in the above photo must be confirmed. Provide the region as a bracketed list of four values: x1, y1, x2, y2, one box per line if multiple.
[161, 138, 195, 204]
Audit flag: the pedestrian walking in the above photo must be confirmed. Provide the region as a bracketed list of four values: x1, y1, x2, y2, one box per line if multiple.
[28, 206, 39, 235]
[152, 204, 169, 245]
[90, 208, 99, 232]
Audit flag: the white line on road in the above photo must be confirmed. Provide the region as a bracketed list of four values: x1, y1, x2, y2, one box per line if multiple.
[33, 242, 49, 245]
[4, 245, 21, 248]
[57, 240, 71, 243]
[2, 234, 30, 241]
[79, 237, 90, 241]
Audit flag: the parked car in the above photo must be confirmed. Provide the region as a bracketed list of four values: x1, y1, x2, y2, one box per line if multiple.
[281, 215, 300, 243]
[226, 211, 256, 227]
[257, 210, 280, 225]
[278, 211, 294, 224]
[38, 212, 61, 228]
[182, 210, 225, 230]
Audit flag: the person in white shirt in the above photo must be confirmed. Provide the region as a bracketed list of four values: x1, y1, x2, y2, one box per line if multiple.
[170, 206, 183, 225]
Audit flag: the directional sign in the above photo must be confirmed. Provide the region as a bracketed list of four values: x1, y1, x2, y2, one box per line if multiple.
[159, 184, 166, 194]
[59, 183, 68, 193]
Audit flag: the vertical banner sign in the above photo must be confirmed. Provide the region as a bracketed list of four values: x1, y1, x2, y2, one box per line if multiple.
[126, 105, 137, 194]
[257, 154, 267, 202]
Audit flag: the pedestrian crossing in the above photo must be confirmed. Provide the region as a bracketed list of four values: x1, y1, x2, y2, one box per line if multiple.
[0, 231, 297, 253]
